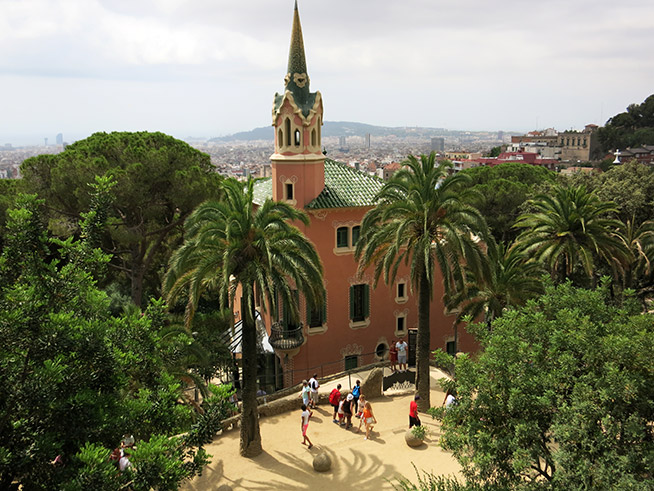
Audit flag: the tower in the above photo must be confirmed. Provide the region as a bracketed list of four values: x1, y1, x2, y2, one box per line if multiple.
[270, 0, 325, 208]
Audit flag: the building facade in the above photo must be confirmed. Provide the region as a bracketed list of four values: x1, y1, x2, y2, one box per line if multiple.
[251, 3, 468, 387]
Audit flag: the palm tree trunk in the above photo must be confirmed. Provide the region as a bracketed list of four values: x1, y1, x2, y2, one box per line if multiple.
[239, 292, 262, 457]
[416, 269, 431, 412]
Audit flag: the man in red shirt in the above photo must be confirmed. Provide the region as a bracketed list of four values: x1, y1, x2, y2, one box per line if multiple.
[329, 384, 342, 423]
[409, 394, 421, 428]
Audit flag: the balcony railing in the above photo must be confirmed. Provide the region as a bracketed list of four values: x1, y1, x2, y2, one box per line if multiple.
[269, 322, 304, 351]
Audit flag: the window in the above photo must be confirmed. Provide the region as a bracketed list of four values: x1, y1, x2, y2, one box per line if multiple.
[285, 118, 291, 146]
[351, 226, 360, 247]
[306, 293, 326, 328]
[336, 227, 349, 248]
[350, 284, 370, 322]
[397, 316, 405, 333]
[294, 129, 301, 147]
[278, 128, 283, 149]
[285, 182, 294, 201]
[396, 282, 407, 303]
[311, 129, 316, 147]
[446, 340, 456, 355]
[375, 343, 388, 359]
[344, 355, 358, 371]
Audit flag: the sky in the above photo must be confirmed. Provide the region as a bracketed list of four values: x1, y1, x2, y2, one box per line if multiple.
[1, 0, 653, 145]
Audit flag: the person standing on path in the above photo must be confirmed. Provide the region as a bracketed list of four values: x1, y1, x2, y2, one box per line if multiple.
[300, 404, 313, 449]
[301, 380, 311, 408]
[343, 393, 354, 429]
[355, 395, 367, 432]
[389, 339, 398, 372]
[362, 401, 377, 440]
[329, 384, 342, 423]
[308, 373, 320, 408]
[409, 394, 421, 428]
[351, 379, 361, 411]
[396, 338, 408, 372]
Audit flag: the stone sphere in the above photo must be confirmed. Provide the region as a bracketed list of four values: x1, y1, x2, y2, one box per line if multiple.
[313, 452, 332, 472]
[405, 428, 424, 447]
[216, 485, 233, 491]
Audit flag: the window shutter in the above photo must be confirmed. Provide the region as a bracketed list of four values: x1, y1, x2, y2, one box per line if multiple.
[364, 285, 370, 318]
[349, 285, 354, 320]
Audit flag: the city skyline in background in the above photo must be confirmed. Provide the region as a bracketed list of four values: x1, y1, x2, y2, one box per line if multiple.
[1, 0, 653, 145]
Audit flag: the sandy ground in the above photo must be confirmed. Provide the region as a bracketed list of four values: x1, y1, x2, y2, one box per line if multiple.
[183, 368, 461, 490]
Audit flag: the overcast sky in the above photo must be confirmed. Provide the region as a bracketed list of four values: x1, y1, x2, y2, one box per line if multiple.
[1, 0, 653, 144]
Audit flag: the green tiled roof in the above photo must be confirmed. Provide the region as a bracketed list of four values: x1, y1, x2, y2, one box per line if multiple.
[307, 159, 384, 209]
[252, 159, 384, 210]
[253, 178, 273, 206]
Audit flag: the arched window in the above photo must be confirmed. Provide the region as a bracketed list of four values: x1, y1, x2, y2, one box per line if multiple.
[311, 129, 316, 147]
[294, 129, 301, 147]
[278, 128, 283, 149]
[285, 118, 291, 147]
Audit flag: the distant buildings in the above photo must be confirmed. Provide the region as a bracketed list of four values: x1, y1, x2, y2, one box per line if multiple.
[509, 125, 601, 162]
[431, 137, 444, 152]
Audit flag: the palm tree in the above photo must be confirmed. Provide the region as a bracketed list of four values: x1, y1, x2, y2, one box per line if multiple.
[445, 238, 544, 331]
[355, 153, 488, 410]
[164, 178, 324, 457]
[514, 185, 630, 284]
[619, 216, 654, 291]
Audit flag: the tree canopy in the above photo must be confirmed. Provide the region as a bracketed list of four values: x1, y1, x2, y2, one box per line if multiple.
[598, 94, 654, 152]
[0, 192, 219, 489]
[459, 163, 556, 243]
[437, 280, 654, 489]
[20, 131, 222, 306]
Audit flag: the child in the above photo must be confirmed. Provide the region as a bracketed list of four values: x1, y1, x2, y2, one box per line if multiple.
[355, 395, 367, 432]
[362, 401, 377, 441]
[300, 404, 313, 449]
[343, 393, 354, 429]
[301, 380, 311, 407]
[337, 394, 345, 426]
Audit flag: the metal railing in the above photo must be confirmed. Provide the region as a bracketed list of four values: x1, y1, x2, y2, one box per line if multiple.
[268, 322, 304, 350]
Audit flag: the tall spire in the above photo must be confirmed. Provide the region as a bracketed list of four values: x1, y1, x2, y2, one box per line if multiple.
[285, 0, 310, 107]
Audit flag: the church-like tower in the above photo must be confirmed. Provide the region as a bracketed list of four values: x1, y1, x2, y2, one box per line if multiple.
[271, 0, 325, 208]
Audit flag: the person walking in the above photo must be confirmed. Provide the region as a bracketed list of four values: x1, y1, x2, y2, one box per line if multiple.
[329, 384, 342, 423]
[443, 388, 457, 408]
[396, 338, 408, 372]
[337, 393, 346, 426]
[308, 373, 320, 408]
[355, 395, 367, 432]
[362, 401, 377, 440]
[409, 394, 421, 428]
[300, 404, 313, 449]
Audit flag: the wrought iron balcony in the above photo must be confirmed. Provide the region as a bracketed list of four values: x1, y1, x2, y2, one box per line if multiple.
[269, 322, 304, 351]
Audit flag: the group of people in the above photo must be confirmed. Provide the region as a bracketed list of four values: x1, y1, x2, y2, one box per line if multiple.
[389, 338, 409, 372]
[109, 434, 135, 473]
[301, 379, 378, 447]
[301, 374, 320, 409]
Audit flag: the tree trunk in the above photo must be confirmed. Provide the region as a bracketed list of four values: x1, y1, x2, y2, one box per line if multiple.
[416, 269, 431, 412]
[239, 292, 262, 457]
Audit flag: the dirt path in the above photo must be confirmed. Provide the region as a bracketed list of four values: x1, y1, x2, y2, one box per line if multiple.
[183, 369, 461, 490]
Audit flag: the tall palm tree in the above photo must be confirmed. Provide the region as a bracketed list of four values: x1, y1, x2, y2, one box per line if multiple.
[355, 153, 488, 410]
[164, 178, 324, 457]
[514, 185, 630, 284]
[445, 238, 545, 331]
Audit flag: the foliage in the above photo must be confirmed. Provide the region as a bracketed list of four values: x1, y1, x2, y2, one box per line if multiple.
[20, 131, 222, 306]
[411, 425, 428, 440]
[356, 152, 488, 410]
[186, 384, 237, 447]
[393, 465, 480, 491]
[598, 94, 654, 152]
[446, 238, 545, 327]
[164, 177, 325, 457]
[459, 163, 556, 243]
[439, 280, 654, 489]
[488, 146, 502, 158]
[0, 194, 209, 489]
[514, 184, 630, 284]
